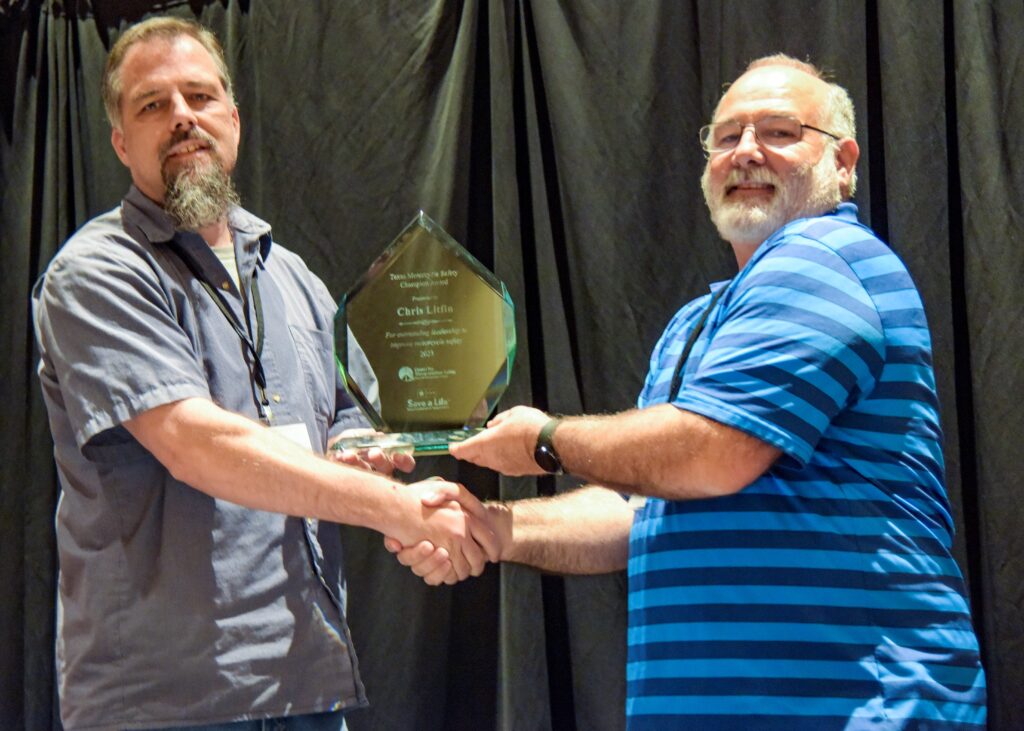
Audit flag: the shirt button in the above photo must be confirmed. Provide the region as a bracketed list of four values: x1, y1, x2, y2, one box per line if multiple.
[273, 394, 281, 403]
[221, 281, 230, 290]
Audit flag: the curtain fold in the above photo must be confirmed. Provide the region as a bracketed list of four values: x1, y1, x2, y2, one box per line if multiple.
[952, 1, 1024, 724]
[2, 1, 1021, 728]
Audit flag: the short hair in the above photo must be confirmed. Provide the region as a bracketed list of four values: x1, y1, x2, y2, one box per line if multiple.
[744, 54, 856, 141]
[101, 16, 234, 128]
[725, 53, 858, 197]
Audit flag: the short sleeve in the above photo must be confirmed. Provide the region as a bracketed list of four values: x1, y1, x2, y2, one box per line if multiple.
[33, 244, 211, 452]
[675, 238, 886, 464]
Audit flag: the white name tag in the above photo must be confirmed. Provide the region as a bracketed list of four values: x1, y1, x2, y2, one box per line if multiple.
[271, 422, 314, 452]
[627, 493, 647, 510]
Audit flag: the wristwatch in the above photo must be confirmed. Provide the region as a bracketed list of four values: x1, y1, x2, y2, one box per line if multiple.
[533, 418, 564, 475]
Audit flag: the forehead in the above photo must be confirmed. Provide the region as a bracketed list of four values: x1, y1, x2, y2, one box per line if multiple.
[714, 66, 828, 123]
[119, 35, 222, 94]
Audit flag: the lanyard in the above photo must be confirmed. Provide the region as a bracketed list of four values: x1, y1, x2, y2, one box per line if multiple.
[165, 239, 271, 419]
[667, 283, 728, 400]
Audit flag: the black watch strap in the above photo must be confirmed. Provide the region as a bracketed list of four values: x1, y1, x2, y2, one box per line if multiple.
[534, 417, 564, 474]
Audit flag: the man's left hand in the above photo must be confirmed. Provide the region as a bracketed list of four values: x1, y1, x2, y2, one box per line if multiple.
[328, 429, 416, 476]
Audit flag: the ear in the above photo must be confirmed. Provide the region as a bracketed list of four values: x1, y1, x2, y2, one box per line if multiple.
[834, 137, 859, 196]
[110, 126, 131, 168]
[231, 104, 241, 145]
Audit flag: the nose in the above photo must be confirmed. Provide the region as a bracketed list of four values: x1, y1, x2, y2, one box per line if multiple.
[731, 125, 764, 168]
[168, 91, 198, 130]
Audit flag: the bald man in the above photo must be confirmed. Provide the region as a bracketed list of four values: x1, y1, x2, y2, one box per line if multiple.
[394, 55, 987, 729]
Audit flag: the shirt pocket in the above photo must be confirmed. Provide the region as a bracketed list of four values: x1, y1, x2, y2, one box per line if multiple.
[287, 324, 336, 431]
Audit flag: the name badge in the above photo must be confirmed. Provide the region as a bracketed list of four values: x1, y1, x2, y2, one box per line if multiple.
[271, 422, 314, 452]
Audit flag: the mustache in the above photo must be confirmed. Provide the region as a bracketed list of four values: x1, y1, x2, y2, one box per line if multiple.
[159, 128, 218, 164]
[722, 167, 781, 189]
[721, 156, 820, 190]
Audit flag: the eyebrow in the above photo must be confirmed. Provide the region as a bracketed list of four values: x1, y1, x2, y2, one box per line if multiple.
[128, 80, 222, 107]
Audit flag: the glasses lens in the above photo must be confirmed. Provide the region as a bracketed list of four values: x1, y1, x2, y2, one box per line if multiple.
[703, 122, 741, 152]
[701, 116, 807, 152]
[754, 117, 803, 147]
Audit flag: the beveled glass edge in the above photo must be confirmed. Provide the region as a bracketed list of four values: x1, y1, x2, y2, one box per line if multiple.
[334, 210, 517, 433]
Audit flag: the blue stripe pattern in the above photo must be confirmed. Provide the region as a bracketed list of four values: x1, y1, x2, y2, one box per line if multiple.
[628, 204, 985, 728]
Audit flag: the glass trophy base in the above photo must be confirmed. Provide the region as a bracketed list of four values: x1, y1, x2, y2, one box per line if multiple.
[331, 427, 485, 456]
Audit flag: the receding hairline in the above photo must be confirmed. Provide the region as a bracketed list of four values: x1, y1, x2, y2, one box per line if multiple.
[714, 58, 834, 122]
[101, 16, 234, 128]
[745, 53, 833, 80]
[708, 52, 860, 198]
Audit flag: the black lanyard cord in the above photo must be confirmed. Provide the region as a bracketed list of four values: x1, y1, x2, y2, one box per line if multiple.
[197, 277, 268, 398]
[667, 284, 729, 400]
[250, 276, 265, 363]
[165, 240, 270, 415]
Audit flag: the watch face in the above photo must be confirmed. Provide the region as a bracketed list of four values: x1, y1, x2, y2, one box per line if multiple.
[534, 444, 562, 474]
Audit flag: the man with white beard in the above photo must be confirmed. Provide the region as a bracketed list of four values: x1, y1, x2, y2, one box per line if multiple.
[391, 55, 988, 729]
[30, 16, 496, 731]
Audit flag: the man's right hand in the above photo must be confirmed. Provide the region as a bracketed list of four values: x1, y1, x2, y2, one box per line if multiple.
[389, 480, 502, 583]
[385, 484, 509, 585]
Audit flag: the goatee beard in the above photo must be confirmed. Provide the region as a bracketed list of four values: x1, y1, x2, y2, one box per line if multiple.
[161, 133, 240, 231]
[701, 149, 842, 247]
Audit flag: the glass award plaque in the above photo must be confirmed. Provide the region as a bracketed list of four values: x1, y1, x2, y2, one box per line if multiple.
[332, 211, 515, 456]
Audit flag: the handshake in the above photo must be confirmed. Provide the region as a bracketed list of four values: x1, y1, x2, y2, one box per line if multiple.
[334, 405, 556, 585]
[384, 480, 506, 586]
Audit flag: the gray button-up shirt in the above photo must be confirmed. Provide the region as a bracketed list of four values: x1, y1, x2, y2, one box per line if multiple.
[33, 186, 373, 730]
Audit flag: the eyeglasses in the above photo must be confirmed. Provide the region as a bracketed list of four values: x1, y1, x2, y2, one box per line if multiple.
[699, 115, 840, 154]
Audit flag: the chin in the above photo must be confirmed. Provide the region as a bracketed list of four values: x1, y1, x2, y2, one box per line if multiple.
[711, 201, 784, 244]
[165, 157, 207, 177]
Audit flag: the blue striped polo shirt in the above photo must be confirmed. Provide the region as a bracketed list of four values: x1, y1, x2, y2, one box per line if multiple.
[627, 203, 986, 729]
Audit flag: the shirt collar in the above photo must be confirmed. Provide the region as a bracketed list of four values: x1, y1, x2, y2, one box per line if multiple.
[773, 201, 860, 236]
[731, 202, 860, 280]
[121, 184, 274, 261]
[831, 201, 859, 224]
[751, 202, 859, 261]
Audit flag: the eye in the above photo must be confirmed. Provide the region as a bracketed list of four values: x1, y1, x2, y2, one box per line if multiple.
[757, 118, 802, 143]
[713, 126, 742, 147]
[189, 92, 219, 106]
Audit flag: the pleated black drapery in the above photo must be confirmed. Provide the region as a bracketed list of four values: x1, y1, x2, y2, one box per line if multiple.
[1, 1, 1021, 729]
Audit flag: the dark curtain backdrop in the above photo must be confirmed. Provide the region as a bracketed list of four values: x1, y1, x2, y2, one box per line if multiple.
[2, 1, 1021, 729]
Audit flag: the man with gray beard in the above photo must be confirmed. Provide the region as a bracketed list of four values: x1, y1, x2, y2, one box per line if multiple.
[392, 55, 987, 729]
[30, 16, 496, 731]
[161, 126, 240, 231]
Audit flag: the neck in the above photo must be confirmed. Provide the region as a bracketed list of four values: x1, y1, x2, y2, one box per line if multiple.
[196, 218, 232, 248]
[730, 241, 759, 269]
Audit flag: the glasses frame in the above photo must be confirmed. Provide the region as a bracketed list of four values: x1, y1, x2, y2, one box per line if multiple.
[699, 115, 841, 155]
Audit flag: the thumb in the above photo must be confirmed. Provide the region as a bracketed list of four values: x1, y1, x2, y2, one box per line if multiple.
[447, 440, 467, 460]
[420, 481, 461, 506]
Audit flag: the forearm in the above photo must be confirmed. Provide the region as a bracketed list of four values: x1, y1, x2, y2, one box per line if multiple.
[491, 486, 633, 574]
[128, 398, 410, 535]
[552, 404, 777, 500]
